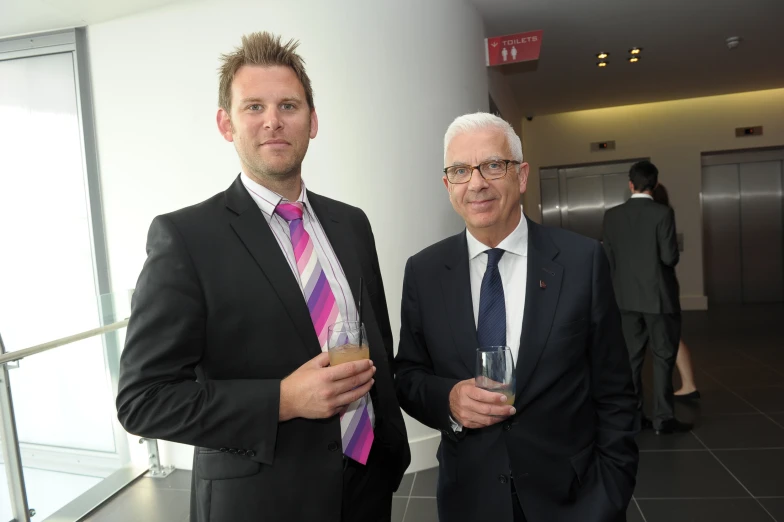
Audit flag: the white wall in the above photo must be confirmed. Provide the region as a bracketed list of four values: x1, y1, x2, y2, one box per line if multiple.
[521, 88, 784, 310]
[87, 0, 488, 472]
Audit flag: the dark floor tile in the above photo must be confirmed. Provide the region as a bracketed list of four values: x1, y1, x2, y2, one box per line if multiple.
[132, 469, 191, 490]
[403, 498, 438, 522]
[636, 499, 774, 522]
[395, 473, 415, 497]
[689, 351, 759, 372]
[769, 414, 784, 429]
[82, 487, 189, 522]
[735, 386, 784, 413]
[634, 451, 748, 498]
[392, 498, 408, 522]
[674, 389, 756, 418]
[692, 414, 784, 449]
[714, 449, 784, 497]
[627, 500, 645, 522]
[708, 366, 784, 389]
[411, 467, 438, 498]
[637, 429, 703, 451]
[759, 498, 784, 521]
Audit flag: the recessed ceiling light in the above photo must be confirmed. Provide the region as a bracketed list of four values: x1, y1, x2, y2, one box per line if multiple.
[628, 56, 640, 63]
[629, 47, 642, 55]
[597, 61, 608, 67]
[597, 52, 609, 59]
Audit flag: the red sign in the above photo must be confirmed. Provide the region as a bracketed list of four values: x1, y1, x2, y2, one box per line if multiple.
[485, 30, 543, 67]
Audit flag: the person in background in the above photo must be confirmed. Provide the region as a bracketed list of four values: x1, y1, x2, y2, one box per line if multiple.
[652, 184, 700, 401]
[602, 160, 692, 435]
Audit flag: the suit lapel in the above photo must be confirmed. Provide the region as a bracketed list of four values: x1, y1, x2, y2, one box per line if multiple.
[307, 192, 362, 308]
[516, 218, 563, 397]
[224, 177, 320, 358]
[440, 232, 479, 376]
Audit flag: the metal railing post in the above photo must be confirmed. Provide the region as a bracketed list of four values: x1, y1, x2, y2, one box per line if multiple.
[0, 332, 31, 522]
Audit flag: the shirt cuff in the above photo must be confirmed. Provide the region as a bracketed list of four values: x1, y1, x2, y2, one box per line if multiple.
[449, 415, 463, 433]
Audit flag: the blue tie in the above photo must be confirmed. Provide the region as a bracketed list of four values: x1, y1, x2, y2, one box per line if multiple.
[477, 248, 506, 348]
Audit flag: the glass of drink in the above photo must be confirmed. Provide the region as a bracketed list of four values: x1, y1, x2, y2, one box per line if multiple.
[476, 346, 515, 405]
[327, 321, 370, 365]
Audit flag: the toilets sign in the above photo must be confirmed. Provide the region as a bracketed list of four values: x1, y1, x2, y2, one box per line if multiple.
[485, 30, 543, 66]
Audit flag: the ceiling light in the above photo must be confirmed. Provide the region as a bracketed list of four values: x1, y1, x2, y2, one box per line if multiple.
[628, 56, 640, 63]
[629, 47, 642, 55]
[597, 52, 609, 59]
[597, 61, 608, 67]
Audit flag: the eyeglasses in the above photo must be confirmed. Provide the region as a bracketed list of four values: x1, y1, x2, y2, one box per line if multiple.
[443, 159, 520, 184]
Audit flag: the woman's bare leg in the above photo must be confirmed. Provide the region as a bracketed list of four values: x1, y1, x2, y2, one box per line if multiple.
[674, 340, 698, 395]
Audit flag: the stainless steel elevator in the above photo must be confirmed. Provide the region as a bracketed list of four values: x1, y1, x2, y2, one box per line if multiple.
[539, 160, 639, 241]
[702, 148, 784, 305]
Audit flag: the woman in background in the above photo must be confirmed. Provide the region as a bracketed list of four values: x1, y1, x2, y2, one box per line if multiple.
[653, 184, 701, 400]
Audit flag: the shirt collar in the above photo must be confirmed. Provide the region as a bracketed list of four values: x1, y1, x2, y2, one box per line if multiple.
[240, 172, 308, 216]
[631, 193, 653, 200]
[466, 206, 528, 261]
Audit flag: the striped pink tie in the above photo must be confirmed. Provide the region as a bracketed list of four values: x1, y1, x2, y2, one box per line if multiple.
[276, 202, 374, 464]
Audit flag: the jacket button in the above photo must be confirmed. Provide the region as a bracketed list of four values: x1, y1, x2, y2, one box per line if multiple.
[328, 441, 339, 452]
[246, 450, 256, 458]
[503, 422, 512, 431]
[237, 449, 247, 456]
[219, 448, 228, 453]
[228, 448, 238, 455]
[498, 474, 508, 484]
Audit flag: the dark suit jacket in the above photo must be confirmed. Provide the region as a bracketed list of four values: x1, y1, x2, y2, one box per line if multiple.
[602, 198, 680, 314]
[395, 218, 638, 522]
[116, 176, 410, 522]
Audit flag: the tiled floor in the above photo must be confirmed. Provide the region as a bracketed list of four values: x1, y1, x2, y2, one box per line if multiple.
[82, 304, 784, 521]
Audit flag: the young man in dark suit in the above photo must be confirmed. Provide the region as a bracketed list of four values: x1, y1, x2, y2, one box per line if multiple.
[116, 32, 409, 522]
[602, 160, 691, 435]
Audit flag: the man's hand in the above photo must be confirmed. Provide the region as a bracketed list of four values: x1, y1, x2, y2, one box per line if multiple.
[449, 379, 515, 429]
[279, 353, 375, 421]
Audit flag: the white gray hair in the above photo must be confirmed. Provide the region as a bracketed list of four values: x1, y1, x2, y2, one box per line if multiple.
[444, 112, 523, 164]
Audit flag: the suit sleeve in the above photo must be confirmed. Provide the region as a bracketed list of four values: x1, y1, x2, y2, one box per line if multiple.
[658, 207, 679, 267]
[601, 212, 616, 273]
[116, 215, 280, 465]
[362, 212, 395, 372]
[394, 257, 460, 436]
[589, 241, 640, 508]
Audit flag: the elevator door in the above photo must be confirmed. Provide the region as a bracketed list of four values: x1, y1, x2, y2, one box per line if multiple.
[540, 160, 638, 240]
[702, 149, 784, 304]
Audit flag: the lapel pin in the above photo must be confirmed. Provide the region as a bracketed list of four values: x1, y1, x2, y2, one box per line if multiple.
[540, 280, 547, 289]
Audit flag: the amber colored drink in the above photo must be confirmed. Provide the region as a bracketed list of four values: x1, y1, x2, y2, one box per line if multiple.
[328, 343, 370, 366]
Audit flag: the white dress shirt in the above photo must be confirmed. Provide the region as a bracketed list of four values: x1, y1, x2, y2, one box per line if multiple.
[631, 193, 653, 200]
[451, 208, 528, 431]
[240, 173, 357, 323]
[240, 173, 374, 426]
[466, 208, 529, 366]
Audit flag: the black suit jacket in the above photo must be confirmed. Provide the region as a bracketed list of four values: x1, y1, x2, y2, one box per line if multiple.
[117, 176, 410, 522]
[395, 218, 638, 522]
[602, 198, 680, 314]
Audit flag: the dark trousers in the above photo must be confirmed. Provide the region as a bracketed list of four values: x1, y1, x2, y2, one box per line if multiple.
[341, 443, 393, 522]
[621, 311, 681, 429]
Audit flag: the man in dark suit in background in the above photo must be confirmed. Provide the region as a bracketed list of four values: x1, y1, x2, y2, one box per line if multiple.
[116, 32, 409, 522]
[395, 113, 638, 522]
[602, 160, 690, 435]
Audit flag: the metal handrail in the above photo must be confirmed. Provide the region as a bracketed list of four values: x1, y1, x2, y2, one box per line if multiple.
[0, 319, 129, 366]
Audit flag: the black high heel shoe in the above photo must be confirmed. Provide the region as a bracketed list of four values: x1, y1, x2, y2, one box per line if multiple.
[674, 390, 701, 401]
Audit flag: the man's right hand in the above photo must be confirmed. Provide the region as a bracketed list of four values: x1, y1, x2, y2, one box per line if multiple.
[449, 379, 515, 429]
[279, 352, 376, 422]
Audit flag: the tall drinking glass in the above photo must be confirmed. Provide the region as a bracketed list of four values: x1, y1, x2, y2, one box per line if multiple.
[476, 346, 515, 405]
